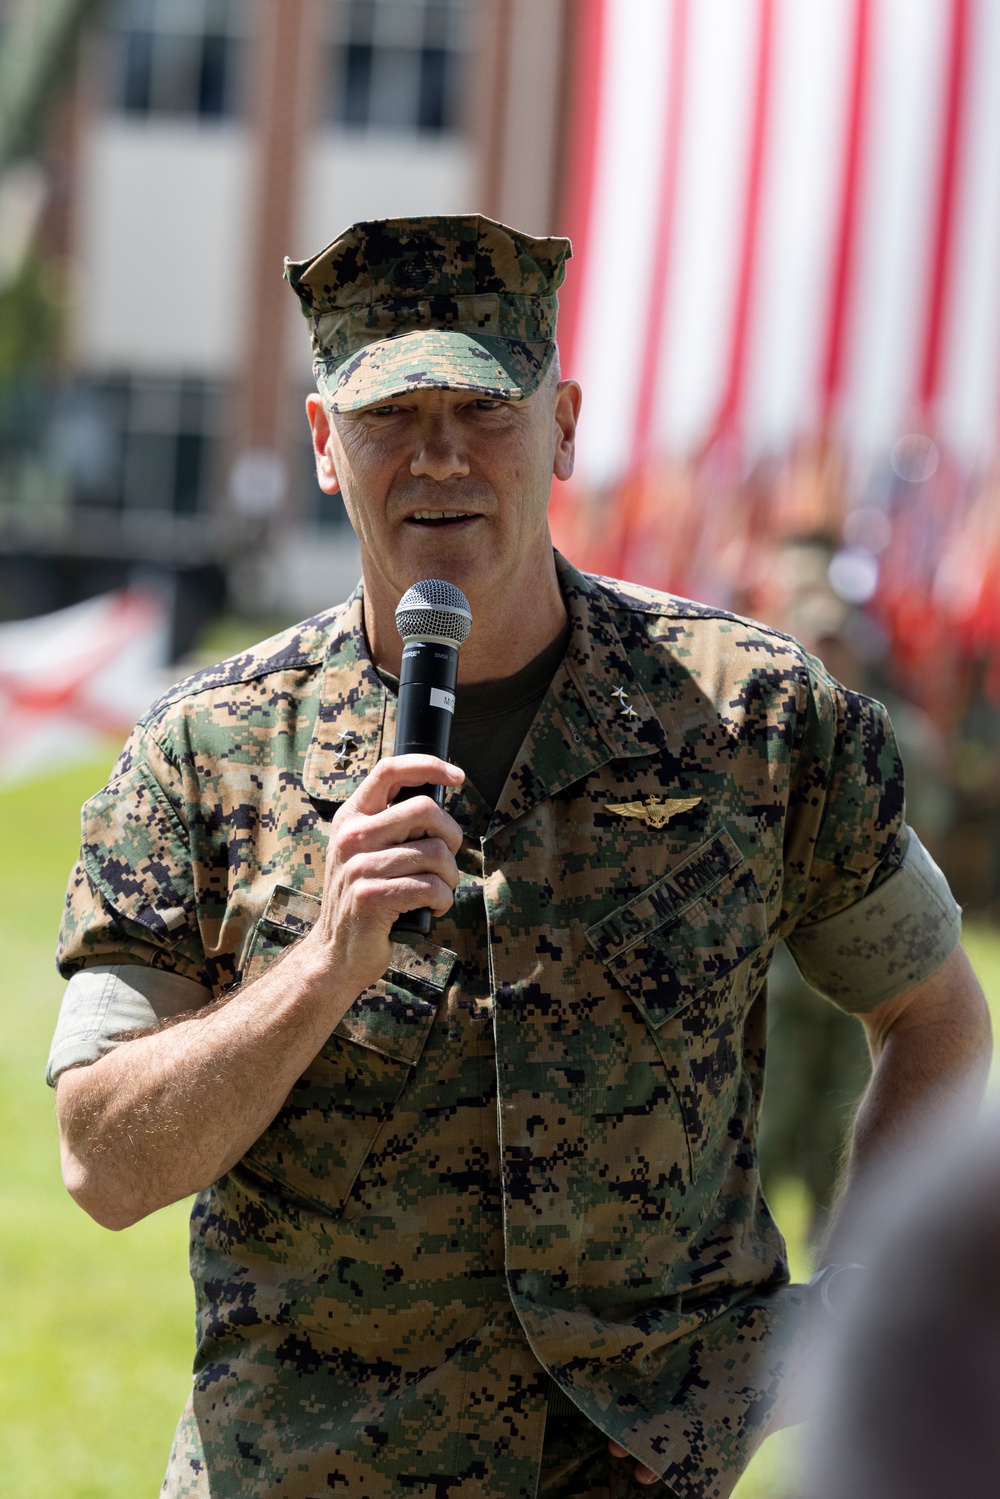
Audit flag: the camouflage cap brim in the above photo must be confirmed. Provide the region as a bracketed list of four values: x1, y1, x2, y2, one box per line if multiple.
[317, 328, 555, 412]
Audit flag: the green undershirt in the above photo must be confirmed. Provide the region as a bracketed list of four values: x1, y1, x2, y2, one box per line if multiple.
[378, 623, 571, 809]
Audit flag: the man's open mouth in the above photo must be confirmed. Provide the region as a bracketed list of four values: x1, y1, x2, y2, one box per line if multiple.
[407, 511, 478, 527]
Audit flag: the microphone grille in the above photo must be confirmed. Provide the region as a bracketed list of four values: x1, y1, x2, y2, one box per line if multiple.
[395, 579, 472, 648]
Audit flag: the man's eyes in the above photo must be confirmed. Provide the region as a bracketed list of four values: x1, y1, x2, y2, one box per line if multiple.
[364, 397, 508, 418]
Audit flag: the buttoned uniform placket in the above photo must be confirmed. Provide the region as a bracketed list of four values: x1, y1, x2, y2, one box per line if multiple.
[480, 587, 673, 1375]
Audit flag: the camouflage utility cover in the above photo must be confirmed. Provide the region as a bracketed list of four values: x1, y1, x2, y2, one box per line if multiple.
[58, 556, 910, 1499]
[283, 215, 570, 411]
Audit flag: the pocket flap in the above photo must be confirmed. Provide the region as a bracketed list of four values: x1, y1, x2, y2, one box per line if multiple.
[260, 887, 458, 995]
[586, 830, 767, 1029]
[334, 984, 438, 1065]
[586, 830, 746, 962]
[335, 939, 457, 1065]
[386, 937, 457, 993]
[258, 885, 457, 993]
[260, 883, 322, 935]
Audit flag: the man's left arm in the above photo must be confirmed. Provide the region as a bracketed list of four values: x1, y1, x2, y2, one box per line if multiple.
[779, 664, 993, 1252]
[821, 941, 992, 1263]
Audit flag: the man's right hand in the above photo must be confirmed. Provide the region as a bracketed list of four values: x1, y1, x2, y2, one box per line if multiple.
[304, 753, 465, 996]
[55, 753, 465, 1231]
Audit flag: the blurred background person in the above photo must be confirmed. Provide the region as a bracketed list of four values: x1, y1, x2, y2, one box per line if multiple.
[799, 1106, 1000, 1499]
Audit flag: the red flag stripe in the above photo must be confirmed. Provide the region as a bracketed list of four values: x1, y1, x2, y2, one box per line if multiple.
[558, 0, 1000, 485]
[0, 592, 160, 706]
[556, 0, 605, 377]
[918, 0, 971, 416]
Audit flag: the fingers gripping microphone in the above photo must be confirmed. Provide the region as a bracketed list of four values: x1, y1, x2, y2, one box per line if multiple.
[390, 579, 472, 937]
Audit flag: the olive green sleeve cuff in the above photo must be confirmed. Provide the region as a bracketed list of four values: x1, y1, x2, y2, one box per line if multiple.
[785, 830, 962, 1013]
[46, 964, 211, 1086]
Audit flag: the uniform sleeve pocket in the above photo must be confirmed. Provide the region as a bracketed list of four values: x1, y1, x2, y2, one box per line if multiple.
[586, 830, 769, 1175]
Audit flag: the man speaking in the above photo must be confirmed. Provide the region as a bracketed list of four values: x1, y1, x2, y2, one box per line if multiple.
[48, 216, 990, 1498]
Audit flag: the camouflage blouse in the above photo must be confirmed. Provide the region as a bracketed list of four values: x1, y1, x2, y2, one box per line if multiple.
[56, 556, 952, 1499]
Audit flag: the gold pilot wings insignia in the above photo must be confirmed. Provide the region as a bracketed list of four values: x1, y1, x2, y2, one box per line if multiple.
[603, 797, 702, 829]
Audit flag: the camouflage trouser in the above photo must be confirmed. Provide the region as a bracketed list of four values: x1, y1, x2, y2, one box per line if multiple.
[538, 1405, 679, 1498]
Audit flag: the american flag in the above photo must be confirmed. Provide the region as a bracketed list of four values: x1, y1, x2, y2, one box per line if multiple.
[552, 0, 1000, 707]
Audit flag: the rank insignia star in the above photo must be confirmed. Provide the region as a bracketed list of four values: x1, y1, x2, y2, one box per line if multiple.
[612, 686, 629, 704]
[603, 797, 702, 829]
[621, 704, 639, 721]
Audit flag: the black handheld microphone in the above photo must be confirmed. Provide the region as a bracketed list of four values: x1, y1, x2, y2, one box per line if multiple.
[390, 579, 472, 937]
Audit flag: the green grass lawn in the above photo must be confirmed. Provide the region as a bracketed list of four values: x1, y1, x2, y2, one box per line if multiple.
[2, 754, 999, 1496]
[0, 755, 194, 1496]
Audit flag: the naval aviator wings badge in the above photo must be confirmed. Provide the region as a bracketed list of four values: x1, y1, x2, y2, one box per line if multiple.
[604, 797, 702, 829]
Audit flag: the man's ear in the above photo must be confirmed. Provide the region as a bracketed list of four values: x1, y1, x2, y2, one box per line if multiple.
[552, 380, 582, 483]
[306, 393, 341, 494]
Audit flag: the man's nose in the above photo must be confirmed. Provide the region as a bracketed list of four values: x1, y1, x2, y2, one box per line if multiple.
[410, 418, 470, 481]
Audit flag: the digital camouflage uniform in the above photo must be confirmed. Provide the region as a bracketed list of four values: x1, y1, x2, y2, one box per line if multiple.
[54, 555, 960, 1499]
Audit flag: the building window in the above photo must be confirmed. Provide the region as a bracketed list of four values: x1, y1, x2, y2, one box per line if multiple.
[56, 376, 224, 519]
[106, 0, 253, 120]
[326, 0, 469, 133]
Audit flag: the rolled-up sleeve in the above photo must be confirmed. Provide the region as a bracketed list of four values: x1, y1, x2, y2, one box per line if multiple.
[46, 963, 212, 1085]
[779, 658, 964, 1011]
[786, 828, 961, 1012]
[50, 723, 216, 1084]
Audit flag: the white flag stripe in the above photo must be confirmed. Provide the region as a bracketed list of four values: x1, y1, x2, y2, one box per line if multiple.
[938, 0, 1000, 462]
[656, 0, 759, 456]
[843, 0, 949, 456]
[570, 0, 674, 490]
[745, 0, 852, 446]
[0, 591, 151, 678]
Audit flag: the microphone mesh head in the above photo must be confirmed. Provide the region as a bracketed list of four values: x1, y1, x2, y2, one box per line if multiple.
[395, 579, 472, 648]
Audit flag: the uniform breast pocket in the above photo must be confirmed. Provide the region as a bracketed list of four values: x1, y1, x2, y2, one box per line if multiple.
[586, 831, 768, 1179]
[239, 883, 457, 1217]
